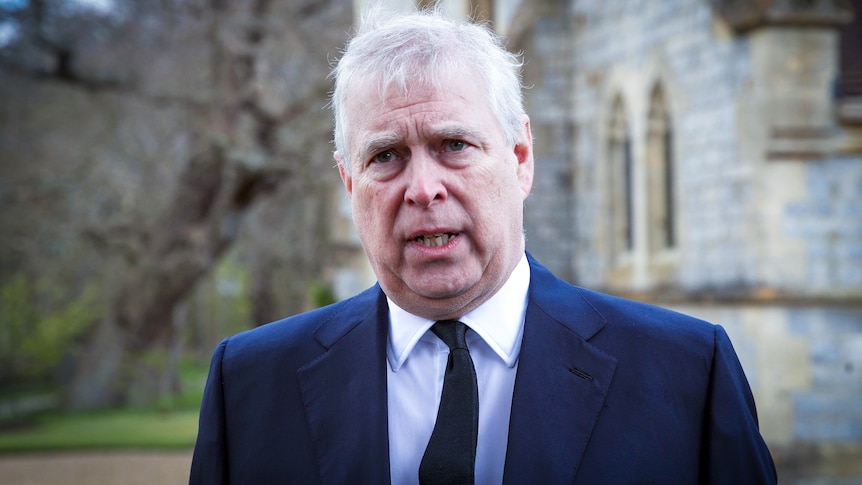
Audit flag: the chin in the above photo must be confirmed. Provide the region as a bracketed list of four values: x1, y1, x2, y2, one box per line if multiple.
[412, 272, 478, 297]
[412, 285, 467, 301]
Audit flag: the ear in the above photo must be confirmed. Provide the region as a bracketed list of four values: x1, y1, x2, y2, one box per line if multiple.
[335, 152, 353, 196]
[514, 115, 534, 200]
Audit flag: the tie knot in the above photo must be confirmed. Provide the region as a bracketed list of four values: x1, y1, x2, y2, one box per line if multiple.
[431, 320, 468, 351]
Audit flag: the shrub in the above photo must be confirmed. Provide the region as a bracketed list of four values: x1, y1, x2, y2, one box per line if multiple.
[0, 275, 99, 394]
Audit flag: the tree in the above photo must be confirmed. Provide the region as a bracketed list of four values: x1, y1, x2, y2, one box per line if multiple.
[0, 0, 351, 409]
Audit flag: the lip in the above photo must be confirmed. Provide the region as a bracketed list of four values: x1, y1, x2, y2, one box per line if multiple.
[406, 228, 461, 241]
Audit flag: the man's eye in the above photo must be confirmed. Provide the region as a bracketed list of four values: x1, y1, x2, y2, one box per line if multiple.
[446, 140, 467, 152]
[373, 150, 395, 164]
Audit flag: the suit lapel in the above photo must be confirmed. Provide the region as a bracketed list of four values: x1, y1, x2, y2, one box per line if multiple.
[503, 258, 618, 484]
[297, 288, 391, 485]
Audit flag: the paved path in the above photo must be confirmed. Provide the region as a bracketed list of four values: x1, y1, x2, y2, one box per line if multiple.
[0, 451, 192, 485]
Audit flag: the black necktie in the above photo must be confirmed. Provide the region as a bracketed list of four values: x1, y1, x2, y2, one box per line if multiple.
[418, 320, 479, 485]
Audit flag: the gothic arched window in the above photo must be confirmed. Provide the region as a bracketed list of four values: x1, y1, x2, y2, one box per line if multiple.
[607, 96, 634, 260]
[646, 84, 676, 252]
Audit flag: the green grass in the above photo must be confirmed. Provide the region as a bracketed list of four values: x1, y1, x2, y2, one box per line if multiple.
[0, 356, 208, 453]
[0, 408, 200, 453]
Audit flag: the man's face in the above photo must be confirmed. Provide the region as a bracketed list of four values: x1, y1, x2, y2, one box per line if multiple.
[337, 73, 533, 320]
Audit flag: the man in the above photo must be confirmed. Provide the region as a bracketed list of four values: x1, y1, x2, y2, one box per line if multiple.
[190, 9, 777, 484]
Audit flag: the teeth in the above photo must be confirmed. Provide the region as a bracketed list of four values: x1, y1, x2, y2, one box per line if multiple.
[417, 233, 454, 247]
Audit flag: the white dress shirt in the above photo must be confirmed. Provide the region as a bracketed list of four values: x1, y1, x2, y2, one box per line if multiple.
[386, 254, 530, 485]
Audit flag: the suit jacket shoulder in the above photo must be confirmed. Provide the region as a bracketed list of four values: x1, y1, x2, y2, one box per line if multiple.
[527, 253, 715, 353]
[191, 284, 391, 484]
[504, 254, 776, 484]
[219, 284, 381, 370]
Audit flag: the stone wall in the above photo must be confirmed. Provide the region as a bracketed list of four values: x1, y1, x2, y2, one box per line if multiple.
[772, 157, 862, 295]
[569, 0, 756, 292]
[560, 0, 862, 299]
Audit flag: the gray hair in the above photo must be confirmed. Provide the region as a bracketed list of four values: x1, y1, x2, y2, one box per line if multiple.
[330, 8, 526, 170]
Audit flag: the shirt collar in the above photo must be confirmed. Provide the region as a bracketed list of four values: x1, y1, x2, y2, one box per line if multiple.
[386, 254, 530, 371]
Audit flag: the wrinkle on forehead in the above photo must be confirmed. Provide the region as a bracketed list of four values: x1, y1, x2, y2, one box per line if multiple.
[345, 69, 500, 165]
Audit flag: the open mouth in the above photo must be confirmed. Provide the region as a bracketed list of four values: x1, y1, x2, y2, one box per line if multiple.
[415, 233, 457, 248]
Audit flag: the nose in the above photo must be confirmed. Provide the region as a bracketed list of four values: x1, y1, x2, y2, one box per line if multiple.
[404, 152, 447, 207]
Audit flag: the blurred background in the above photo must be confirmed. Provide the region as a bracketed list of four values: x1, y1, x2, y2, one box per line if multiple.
[0, 0, 860, 483]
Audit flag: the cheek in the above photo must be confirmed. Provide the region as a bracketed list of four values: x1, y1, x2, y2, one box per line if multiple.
[353, 184, 394, 229]
[475, 171, 523, 232]
[358, 184, 385, 211]
[476, 167, 518, 205]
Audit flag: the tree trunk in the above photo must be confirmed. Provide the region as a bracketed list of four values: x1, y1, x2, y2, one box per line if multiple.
[250, 255, 278, 326]
[66, 314, 128, 409]
[67, 145, 285, 409]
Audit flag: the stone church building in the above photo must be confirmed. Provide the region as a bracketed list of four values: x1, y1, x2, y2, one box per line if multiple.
[334, 0, 862, 480]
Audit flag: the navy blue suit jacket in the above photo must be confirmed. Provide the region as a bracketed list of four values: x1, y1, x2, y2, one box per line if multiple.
[190, 255, 776, 483]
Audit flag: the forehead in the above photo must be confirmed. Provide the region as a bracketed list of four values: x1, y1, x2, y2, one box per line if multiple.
[344, 73, 498, 150]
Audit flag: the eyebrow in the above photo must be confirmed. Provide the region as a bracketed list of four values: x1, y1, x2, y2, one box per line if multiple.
[357, 125, 486, 161]
[435, 125, 484, 143]
[360, 134, 403, 162]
